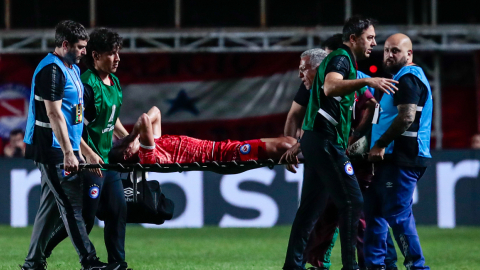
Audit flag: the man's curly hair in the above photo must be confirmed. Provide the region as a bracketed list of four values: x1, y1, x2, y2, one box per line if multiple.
[55, 20, 89, 47]
[84, 28, 123, 69]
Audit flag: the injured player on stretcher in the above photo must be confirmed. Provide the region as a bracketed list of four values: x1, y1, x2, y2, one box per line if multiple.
[109, 106, 297, 166]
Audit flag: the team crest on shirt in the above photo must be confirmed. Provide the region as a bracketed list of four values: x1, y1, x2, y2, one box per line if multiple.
[239, 144, 251, 155]
[0, 84, 30, 139]
[344, 162, 354, 175]
[89, 184, 100, 199]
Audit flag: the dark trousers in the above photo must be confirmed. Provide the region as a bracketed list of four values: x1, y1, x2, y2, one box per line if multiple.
[304, 199, 397, 269]
[44, 170, 127, 264]
[283, 131, 363, 270]
[304, 160, 398, 269]
[23, 163, 96, 268]
[364, 163, 429, 269]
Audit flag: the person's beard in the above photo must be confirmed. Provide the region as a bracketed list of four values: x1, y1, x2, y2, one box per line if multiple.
[383, 56, 407, 75]
[64, 49, 79, 65]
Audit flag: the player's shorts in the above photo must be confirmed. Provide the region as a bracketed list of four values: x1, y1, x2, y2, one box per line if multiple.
[138, 135, 267, 164]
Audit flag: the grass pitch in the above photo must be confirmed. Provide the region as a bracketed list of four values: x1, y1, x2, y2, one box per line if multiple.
[1, 225, 480, 270]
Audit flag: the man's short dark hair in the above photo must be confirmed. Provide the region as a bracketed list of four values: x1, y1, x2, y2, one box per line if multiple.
[54, 20, 89, 47]
[321, 33, 343, 51]
[84, 28, 123, 69]
[9, 128, 24, 137]
[342, 16, 377, 42]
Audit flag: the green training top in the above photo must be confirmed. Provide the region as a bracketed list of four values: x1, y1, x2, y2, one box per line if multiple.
[302, 47, 360, 149]
[81, 69, 123, 164]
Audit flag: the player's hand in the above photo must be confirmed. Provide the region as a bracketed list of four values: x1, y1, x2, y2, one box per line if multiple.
[85, 152, 104, 177]
[279, 143, 301, 172]
[368, 144, 385, 162]
[124, 137, 140, 160]
[285, 163, 299, 173]
[366, 77, 398, 95]
[64, 151, 79, 173]
[348, 135, 359, 147]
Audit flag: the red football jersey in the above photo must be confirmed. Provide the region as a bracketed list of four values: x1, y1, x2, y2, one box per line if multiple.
[138, 135, 266, 164]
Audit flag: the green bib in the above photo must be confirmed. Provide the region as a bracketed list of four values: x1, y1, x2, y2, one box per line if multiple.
[81, 69, 123, 163]
[302, 48, 357, 149]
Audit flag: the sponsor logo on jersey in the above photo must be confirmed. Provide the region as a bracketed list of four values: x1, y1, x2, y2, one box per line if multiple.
[89, 185, 100, 199]
[239, 144, 251, 155]
[344, 162, 354, 175]
[386, 182, 393, 188]
[0, 84, 30, 139]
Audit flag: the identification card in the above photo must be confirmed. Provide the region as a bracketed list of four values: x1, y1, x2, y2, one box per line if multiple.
[75, 104, 83, 124]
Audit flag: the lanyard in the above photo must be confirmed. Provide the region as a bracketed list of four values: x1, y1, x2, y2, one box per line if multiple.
[65, 67, 83, 103]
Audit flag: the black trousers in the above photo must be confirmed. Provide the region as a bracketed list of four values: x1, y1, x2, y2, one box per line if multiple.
[283, 130, 363, 270]
[44, 170, 127, 264]
[23, 162, 96, 268]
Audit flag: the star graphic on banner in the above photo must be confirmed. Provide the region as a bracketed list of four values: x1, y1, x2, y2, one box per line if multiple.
[166, 89, 200, 116]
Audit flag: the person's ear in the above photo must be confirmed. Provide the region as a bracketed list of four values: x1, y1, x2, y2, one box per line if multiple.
[62, 40, 69, 51]
[349, 34, 357, 45]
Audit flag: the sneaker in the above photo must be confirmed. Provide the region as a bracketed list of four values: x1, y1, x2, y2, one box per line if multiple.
[365, 267, 386, 270]
[105, 262, 132, 270]
[19, 262, 47, 270]
[307, 267, 329, 270]
[386, 268, 398, 270]
[81, 256, 108, 270]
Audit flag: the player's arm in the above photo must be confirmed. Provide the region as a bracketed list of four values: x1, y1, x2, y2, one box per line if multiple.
[113, 118, 129, 139]
[323, 56, 398, 97]
[369, 74, 421, 161]
[284, 101, 306, 139]
[324, 73, 398, 97]
[44, 100, 79, 171]
[37, 63, 79, 171]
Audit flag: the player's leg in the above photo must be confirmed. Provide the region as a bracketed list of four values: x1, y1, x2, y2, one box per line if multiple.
[363, 165, 390, 269]
[381, 164, 429, 269]
[304, 198, 340, 270]
[146, 106, 162, 138]
[134, 113, 157, 164]
[283, 145, 330, 270]
[319, 141, 363, 269]
[260, 136, 297, 159]
[23, 165, 61, 269]
[385, 231, 398, 269]
[100, 171, 127, 265]
[43, 171, 105, 259]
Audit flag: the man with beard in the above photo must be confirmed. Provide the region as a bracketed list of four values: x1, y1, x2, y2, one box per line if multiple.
[22, 21, 108, 270]
[281, 16, 398, 270]
[43, 28, 131, 270]
[284, 36, 398, 270]
[365, 33, 432, 270]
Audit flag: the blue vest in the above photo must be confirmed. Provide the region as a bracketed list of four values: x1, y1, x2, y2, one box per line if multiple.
[371, 65, 432, 158]
[24, 53, 84, 151]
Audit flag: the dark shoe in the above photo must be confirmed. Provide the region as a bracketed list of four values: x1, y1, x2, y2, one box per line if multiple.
[19, 262, 47, 270]
[307, 267, 329, 270]
[105, 262, 132, 270]
[365, 267, 386, 270]
[81, 256, 108, 270]
[386, 268, 398, 270]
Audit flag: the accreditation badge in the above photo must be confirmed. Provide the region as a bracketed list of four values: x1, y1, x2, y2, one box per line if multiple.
[75, 103, 83, 124]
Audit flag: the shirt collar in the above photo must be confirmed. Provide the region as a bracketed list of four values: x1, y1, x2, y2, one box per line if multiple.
[339, 44, 357, 70]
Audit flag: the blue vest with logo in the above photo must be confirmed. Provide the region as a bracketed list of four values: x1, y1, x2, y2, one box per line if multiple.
[24, 53, 84, 150]
[371, 65, 432, 158]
